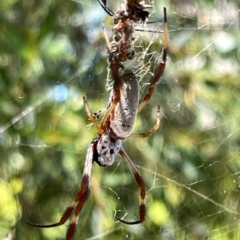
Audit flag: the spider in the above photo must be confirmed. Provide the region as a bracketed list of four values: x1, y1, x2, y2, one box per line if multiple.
[98, 0, 153, 65]
[26, 7, 168, 240]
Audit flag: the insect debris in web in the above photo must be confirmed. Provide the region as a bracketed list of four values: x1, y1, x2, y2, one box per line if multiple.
[98, 0, 155, 67]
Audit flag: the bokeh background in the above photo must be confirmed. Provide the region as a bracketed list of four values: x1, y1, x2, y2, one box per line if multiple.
[1, 0, 240, 239]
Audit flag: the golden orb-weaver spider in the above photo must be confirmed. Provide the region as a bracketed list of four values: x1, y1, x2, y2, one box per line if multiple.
[27, 5, 168, 240]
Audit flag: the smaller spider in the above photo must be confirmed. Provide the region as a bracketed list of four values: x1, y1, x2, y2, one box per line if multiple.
[26, 7, 168, 240]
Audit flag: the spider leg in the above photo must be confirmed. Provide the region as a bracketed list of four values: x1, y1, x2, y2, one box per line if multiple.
[84, 21, 122, 134]
[101, 20, 112, 52]
[27, 141, 95, 239]
[83, 96, 104, 135]
[100, 76, 121, 131]
[100, 45, 123, 132]
[97, 0, 114, 16]
[131, 105, 160, 138]
[116, 148, 146, 224]
[66, 176, 89, 240]
[138, 7, 168, 113]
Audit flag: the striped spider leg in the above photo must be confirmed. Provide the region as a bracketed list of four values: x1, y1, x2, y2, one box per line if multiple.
[137, 7, 168, 112]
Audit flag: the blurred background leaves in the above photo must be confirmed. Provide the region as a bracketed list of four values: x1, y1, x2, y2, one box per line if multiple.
[0, 0, 240, 239]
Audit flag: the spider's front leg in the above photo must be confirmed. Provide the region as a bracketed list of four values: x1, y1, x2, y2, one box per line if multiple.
[100, 48, 123, 131]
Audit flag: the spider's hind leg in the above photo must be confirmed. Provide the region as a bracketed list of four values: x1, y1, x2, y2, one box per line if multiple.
[138, 7, 168, 113]
[131, 105, 161, 138]
[115, 148, 146, 225]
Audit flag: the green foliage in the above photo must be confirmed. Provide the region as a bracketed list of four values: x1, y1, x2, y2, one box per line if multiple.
[1, 0, 240, 239]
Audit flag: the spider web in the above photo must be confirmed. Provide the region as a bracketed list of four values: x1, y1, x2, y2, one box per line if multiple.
[0, 0, 240, 239]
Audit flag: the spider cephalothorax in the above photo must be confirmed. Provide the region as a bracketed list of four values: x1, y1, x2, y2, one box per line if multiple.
[95, 133, 121, 166]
